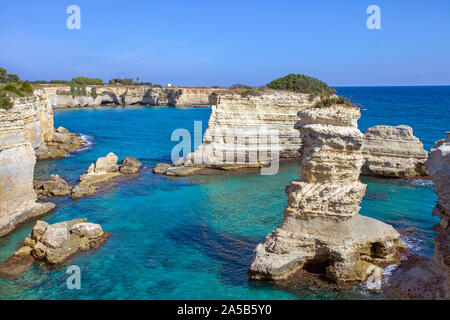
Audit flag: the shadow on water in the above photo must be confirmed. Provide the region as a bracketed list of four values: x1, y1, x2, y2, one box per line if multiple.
[166, 222, 379, 300]
[167, 223, 261, 287]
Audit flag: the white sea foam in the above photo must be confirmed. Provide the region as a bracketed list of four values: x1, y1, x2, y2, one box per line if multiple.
[66, 134, 95, 157]
[409, 179, 433, 187]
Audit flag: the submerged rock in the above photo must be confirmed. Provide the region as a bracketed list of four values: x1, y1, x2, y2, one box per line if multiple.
[248, 103, 406, 283]
[0, 219, 108, 277]
[362, 125, 428, 178]
[384, 132, 450, 299]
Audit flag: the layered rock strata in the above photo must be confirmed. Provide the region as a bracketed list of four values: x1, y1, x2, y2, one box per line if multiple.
[248, 104, 405, 283]
[383, 133, 450, 299]
[160, 92, 427, 178]
[0, 93, 56, 237]
[0, 219, 108, 278]
[42, 86, 218, 108]
[172, 91, 319, 174]
[362, 125, 428, 178]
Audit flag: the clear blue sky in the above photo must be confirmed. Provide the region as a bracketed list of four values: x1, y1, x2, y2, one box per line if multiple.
[1, 0, 449, 86]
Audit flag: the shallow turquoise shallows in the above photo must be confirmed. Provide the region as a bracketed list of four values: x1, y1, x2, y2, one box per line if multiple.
[0, 86, 448, 300]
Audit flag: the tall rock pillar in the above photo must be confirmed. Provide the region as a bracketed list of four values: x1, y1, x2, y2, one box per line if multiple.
[248, 103, 405, 282]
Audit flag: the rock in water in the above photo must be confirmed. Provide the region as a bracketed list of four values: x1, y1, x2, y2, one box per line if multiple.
[34, 174, 72, 199]
[72, 153, 141, 199]
[174, 91, 319, 171]
[92, 152, 119, 174]
[248, 103, 406, 283]
[119, 156, 142, 174]
[153, 163, 171, 174]
[362, 125, 428, 178]
[384, 132, 450, 300]
[0, 219, 108, 277]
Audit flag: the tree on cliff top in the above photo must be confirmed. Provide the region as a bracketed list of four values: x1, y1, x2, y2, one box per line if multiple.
[71, 77, 103, 85]
[267, 74, 336, 96]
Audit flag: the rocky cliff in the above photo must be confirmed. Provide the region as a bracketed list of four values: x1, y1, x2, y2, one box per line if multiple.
[362, 125, 428, 178]
[175, 91, 319, 171]
[0, 92, 55, 237]
[42, 86, 218, 108]
[248, 103, 405, 283]
[170, 93, 428, 178]
[384, 133, 450, 299]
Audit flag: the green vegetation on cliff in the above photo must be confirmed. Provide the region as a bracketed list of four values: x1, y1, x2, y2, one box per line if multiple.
[71, 77, 104, 85]
[314, 96, 354, 108]
[0, 92, 13, 110]
[33, 80, 70, 84]
[267, 74, 336, 96]
[0, 66, 20, 84]
[1, 81, 34, 97]
[109, 78, 134, 85]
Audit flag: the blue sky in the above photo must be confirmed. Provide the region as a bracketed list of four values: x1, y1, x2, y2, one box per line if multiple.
[0, 0, 449, 86]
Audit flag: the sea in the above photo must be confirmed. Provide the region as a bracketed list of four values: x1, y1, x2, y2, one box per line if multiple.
[0, 86, 448, 299]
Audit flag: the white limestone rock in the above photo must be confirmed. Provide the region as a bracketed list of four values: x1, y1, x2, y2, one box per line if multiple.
[248, 103, 405, 283]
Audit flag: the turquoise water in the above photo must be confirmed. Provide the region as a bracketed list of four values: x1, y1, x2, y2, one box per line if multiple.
[0, 86, 448, 299]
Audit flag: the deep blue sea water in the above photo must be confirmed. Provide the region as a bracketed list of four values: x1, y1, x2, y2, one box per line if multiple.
[0, 86, 448, 299]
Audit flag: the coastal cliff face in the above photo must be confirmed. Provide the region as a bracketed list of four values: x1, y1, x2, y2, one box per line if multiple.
[384, 133, 450, 300]
[173, 93, 428, 179]
[248, 103, 405, 283]
[0, 92, 55, 237]
[176, 91, 319, 169]
[42, 86, 217, 108]
[362, 125, 428, 178]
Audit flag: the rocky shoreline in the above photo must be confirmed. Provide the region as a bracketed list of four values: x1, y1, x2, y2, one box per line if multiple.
[34, 153, 142, 200]
[41, 85, 220, 108]
[383, 133, 450, 299]
[0, 219, 109, 278]
[153, 92, 429, 180]
[0, 85, 447, 299]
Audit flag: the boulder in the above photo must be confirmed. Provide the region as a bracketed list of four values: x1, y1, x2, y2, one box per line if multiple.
[70, 222, 103, 237]
[73, 153, 140, 199]
[0, 218, 109, 277]
[34, 174, 72, 199]
[56, 126, 69, 134]
[153, 163, 171, 174]
[52, 132, 71, 145]
[119, 156, 142, 174]
[93, 152, 119, 174]
[41, 222, 69, 248]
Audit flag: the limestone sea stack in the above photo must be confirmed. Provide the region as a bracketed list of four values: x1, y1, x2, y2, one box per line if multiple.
[383, 133, 450, 299]
[248, 103, 406, 283]
[0, 93, 55, 237]
[362, 125, 428, 178]
[171, 91, 319, 175]
[0, 219, 108, 278]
